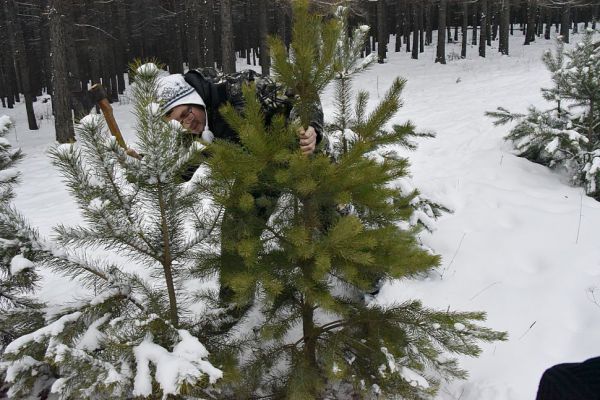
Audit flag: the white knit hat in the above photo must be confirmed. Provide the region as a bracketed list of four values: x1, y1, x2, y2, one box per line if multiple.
[157, 74, 205, 115]
[156, 74, 213, 142]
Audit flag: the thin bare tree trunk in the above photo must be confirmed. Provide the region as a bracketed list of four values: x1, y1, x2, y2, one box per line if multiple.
[479, 0, 487, 57]
[220, 0, 235, 73]
[560, 3, 570, 43]
[411, 1, 419, 59]
[461, 1, 468, 58]
[524, 0, 536, 45]
[499, 0, 510, 55]
[257, 0, 270, 75]
[4, 0, 38, 130]
[49, 0, 75, 143]
[377, 0, 387, 63]
[436, 0, 447, 64]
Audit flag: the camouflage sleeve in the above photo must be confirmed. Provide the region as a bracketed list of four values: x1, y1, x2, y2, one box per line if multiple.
[205, 69, 324, 145]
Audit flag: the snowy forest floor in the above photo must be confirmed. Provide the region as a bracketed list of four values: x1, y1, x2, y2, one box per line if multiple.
[3, 31, 600, 399]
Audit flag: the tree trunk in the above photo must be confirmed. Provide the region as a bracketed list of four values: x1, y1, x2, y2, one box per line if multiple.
[49, 0, 75, 143]
[395, 0, 403, 52]
[524, 0, 536, 45]
[167, 0, 184, 73]
[186, 0, 202, 69]
[419, 2, 424, 53]
[425, 1, 432, 45]
[411, 1, 419, 60]
[492, 2, 499, 41]
[404, 0, 411, 53]
[4, 0, 38, 130]
[499, 0, 510, 55]
[202, 0, 215, 68]
[560, 4, 570, 44]
[220, 0, 235, 73]
[472, 4, 478, 46]
[544, 7, 552, 40]
[479, 0, 487, 57]
[276, 0, 287, 45]
[257, 0, 270, 74]
[115, 0, 127, 93]
[461, 1, 468, 58]
[377, 0, 387, 63]
[485, 0, 491, 46]
[436, 0, 447, 64]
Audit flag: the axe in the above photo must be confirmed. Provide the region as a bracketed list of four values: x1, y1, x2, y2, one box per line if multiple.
[90, 84, 141, 159]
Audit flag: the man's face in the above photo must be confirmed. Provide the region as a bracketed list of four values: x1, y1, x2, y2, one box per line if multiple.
[167, 104, 206, 134]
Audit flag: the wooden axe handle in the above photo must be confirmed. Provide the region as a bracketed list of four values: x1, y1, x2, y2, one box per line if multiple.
[90, 83, 127, 149]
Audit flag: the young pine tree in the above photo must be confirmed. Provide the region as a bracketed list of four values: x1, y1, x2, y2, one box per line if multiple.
[487, 29, 600, 198]
[204, 1, 506, 398]
[327, 4, 445, 234]
[0, 116, 46, 396]
[0, 66, 222, 399]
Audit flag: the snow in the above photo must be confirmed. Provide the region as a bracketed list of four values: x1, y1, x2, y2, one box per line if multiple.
[147, 102, 161, 116]
[78, 113, 103, 129]
[0, 114, 12, 131]
[132, 330, 222, 398]
[50, 377, 67, 394]
[75, 314, 110, 351]
[4, 312, 82, 354]
[400, 366, 430, 389]
[2, 355, 42, 383]
[0, 167, 19, 182]
[136, 62, 159, 75]
[2, 30, 600, 399]
[9, 254, 34, 275]
[544, 137, 560, 154]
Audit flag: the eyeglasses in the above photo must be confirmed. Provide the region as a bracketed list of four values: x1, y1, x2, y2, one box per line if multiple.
[177, 106, 195, 127]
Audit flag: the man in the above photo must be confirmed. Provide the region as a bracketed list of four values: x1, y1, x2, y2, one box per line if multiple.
[157, 69, 322, 156]
[156, 68, 325, 333]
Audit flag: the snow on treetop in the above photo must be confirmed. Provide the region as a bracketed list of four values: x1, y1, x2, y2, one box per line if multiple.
[0, 168, 19, 183]
[0, 115, 12, 133]
[78, 114, 103, 129]
[75, 314, 110, 351]
[132, 330, 222, 398]
[400, 366, 429, 389]
[147, 102, 161, 116]
[3, 356, 42, 384]
[136, 63, 159, 75]
[545, 137, 560, 154]
[88, 197, 110, 212]
[4, 312, 82, 354]
[10, 254, 34, 275]
[167, 119, 182, 130]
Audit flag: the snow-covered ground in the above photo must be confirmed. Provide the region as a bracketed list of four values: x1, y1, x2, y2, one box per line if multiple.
[3, 31, 600, 399]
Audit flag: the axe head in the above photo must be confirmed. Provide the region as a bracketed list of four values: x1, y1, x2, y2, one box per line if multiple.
[90, 83, 109, 104]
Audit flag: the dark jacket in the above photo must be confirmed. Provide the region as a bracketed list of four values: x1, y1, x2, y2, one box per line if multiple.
[183, 68, 323, 144]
